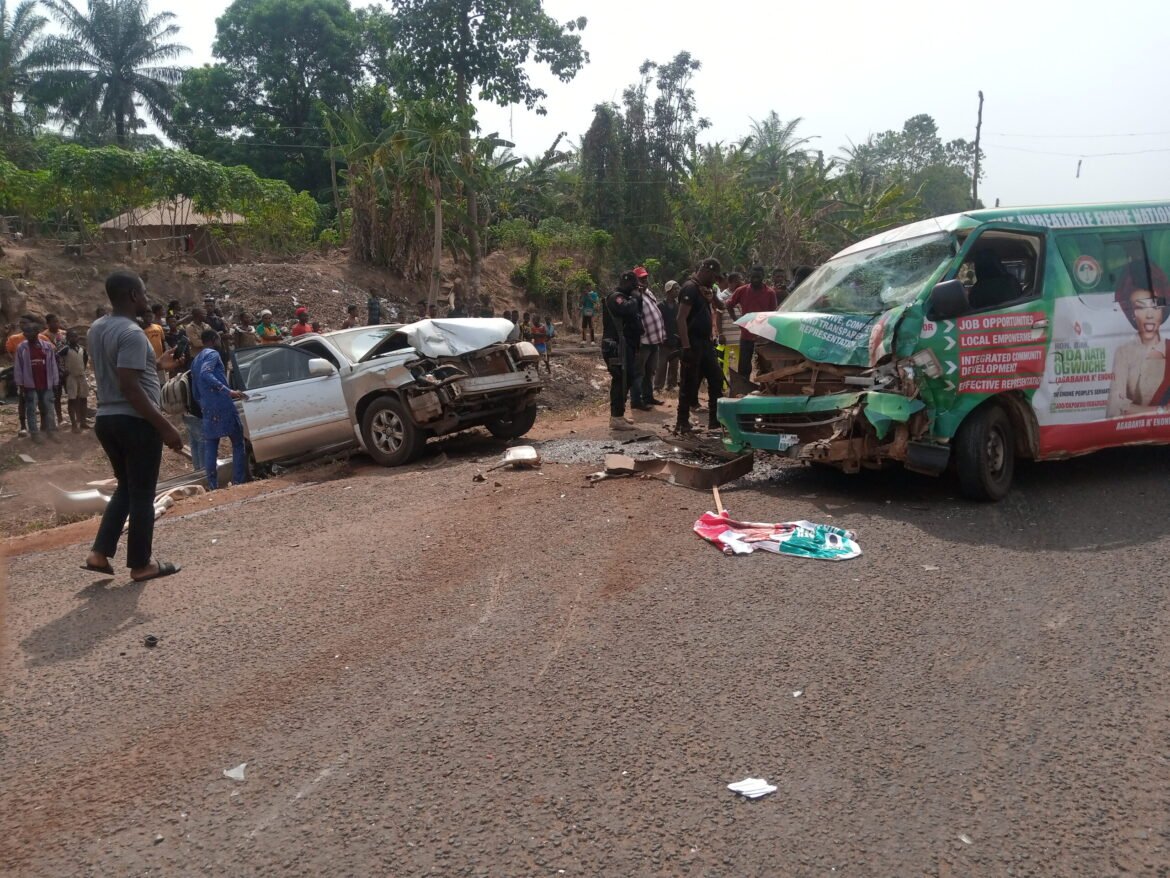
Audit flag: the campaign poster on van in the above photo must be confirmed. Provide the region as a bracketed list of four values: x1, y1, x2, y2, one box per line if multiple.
[1033, 238, 1170, 454]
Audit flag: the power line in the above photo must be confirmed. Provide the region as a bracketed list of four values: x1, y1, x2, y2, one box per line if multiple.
[990, 129, 1170, 139]
[985, 141, 1170, 158]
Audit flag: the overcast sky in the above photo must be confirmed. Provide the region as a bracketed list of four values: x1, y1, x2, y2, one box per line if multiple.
[167, 0, 1170, 208]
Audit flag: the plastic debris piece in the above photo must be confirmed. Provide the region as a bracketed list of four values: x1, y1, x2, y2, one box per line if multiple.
[959, 833, 973, 845]
[695, 512, 861, 561]
[223, 763, 247, 781]
[922, 565, 940, 571]
[727, 778, 777, 799]
[792, 690, 803, 698]
[18, 453, 36, 464]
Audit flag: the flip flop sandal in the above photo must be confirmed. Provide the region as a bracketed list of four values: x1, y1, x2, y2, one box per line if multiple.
[80, 562, 115, 576]
[132, 561, 182, 583]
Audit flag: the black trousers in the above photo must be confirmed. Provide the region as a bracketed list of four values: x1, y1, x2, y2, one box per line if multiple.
[678, 339, 723, 428]
[738, 338, 756, 378]
[606, 337, 639, 417]
[93, 415, 163, 569]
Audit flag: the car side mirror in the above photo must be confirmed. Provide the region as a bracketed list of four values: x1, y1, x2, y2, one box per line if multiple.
[308, 357, 336, 378]
[928, 279, 969, 320]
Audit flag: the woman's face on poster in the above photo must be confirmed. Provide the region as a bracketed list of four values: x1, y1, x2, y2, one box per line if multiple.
[1130, 288, 1166, 342]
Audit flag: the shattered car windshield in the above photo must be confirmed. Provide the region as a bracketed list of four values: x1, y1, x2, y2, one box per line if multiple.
[329, 326, 398, 362]
[782, 232, 958, 315]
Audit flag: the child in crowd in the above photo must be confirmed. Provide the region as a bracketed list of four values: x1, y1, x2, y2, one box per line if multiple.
[530, 314, 554, 374]
[60, 328, 90, 432]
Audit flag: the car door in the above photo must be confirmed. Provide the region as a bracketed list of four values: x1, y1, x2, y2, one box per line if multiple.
[230, 345, 353, 463]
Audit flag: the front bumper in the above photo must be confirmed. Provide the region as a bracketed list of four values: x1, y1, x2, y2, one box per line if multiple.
[717, 391, 927, 466]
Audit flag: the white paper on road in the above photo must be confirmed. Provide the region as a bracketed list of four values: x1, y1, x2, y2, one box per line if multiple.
[224, 763, 247, 781]
[727, 777, 777, 799]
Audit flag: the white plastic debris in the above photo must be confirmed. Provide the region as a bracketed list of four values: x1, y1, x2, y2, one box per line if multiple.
[727, 777, 777, 799]
[223, 763, 247, 781]
[958, 833, 973, 845]
[922, 565, 940, 571]
[792, 690, 803, 698]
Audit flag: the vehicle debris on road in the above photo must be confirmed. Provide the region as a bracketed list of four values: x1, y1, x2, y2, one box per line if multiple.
[223, 763, 247, 781]
[694, 512, 861, 560]
[727, 778, 777, 799]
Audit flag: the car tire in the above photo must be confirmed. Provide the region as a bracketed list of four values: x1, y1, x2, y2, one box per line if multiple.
[955, 403, 1015, 501]
[361, 397, 422, 466]
[485, 404, 538, 439]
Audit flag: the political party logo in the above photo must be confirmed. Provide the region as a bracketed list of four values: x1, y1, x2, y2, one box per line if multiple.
[1073, 255, 1102, 288]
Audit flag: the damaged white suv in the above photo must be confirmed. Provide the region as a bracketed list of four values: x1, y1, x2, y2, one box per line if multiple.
[229, 318, 543, 466]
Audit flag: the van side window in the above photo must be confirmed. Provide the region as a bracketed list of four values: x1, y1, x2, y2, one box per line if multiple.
[1056, 231, 1157, 307]
[959, 231, 1043, 311]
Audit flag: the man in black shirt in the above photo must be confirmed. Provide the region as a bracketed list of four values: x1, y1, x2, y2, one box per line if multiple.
[676, 258, 725, 433]
[601, 270, 642, 432]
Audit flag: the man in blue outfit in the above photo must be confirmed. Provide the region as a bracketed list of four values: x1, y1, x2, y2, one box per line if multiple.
[190, 330, 250, 490]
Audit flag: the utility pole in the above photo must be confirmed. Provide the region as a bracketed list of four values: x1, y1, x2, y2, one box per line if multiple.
[972, 90, 984, 208]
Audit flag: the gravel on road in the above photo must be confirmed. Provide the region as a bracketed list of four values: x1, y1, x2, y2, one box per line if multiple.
[2, 436, 1168, 876]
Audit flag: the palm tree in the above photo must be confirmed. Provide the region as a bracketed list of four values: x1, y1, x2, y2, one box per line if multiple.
[744, 112, 814, 188]
[399, 100, 471, 310]
[35, 0, 186, 146]
[0, 0, 48, 134]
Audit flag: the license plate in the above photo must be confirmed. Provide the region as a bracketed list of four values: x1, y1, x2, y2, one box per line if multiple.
[775, 433, 800, 449]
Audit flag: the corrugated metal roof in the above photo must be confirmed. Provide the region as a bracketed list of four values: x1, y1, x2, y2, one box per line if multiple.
[100, 196, 245, 230]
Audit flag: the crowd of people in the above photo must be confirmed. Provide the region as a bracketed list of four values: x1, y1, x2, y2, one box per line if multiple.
[593, 260, 808, 433]
[4, 261, 808, 578]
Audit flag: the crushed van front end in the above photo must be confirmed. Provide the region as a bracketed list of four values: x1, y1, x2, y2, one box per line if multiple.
[718, 342, 931, 473]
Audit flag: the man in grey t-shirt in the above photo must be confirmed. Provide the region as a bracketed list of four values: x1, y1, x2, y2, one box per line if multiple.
[88, 313, 162, 417]
[82, 270, 184, 583]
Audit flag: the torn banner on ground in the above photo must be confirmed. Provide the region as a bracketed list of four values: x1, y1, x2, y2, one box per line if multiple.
[694, 511, 861, 560]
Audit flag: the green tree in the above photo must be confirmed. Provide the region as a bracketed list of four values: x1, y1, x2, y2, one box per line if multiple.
[386, 0, 588, 299]
[0, 0, 49, 135]
[171, 0, 361, 195]
[398, 100, 471, 308]
[579, 103, 624, 233]
[35, 0, 187, 146]
[613, 52, 709, 266]
[840, 114, 980, 216]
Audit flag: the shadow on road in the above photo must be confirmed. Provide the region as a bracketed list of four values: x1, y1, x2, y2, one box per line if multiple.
[729, 445, 1170, 553]
[21, 579, 147, 667]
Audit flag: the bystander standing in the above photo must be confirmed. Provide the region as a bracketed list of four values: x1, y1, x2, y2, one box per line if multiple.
[82, 270, 183, 582]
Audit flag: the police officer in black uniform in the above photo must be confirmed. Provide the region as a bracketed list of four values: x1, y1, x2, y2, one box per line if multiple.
[675, 258, 725, 433]
[602, 270, 643, 432]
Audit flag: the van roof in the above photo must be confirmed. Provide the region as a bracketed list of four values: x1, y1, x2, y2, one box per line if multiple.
[836, 200, 1170, 259]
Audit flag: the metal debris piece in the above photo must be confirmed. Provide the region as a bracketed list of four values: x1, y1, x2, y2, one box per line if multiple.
[502, 445, 540, 468]
[727, 778, 777, 799]
[602, 452, 754, 490]
[18, 453, 36, 464]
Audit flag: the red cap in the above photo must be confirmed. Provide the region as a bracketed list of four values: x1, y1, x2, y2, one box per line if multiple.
[632, 266, 649, 278]
[295, 307, 308, 316]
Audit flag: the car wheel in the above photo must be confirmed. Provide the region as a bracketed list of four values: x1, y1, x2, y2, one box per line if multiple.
[486, 404, 538, 439]
[361, 397, 422, 466]
[955, 403, 1015, 501]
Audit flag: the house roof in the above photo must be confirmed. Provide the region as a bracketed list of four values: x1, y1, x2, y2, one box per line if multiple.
[100, 196, 245, 230]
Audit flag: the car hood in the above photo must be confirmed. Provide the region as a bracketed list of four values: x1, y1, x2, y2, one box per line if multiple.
[361, 318, 518, 361]
[737, 308, 906, 368]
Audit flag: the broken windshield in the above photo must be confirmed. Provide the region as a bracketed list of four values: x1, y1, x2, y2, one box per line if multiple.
[782, 232, 959, 315]
[330, 325, 399, 362]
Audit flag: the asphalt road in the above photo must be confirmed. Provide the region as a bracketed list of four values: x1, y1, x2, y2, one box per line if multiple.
[2, 428, 1169, 876]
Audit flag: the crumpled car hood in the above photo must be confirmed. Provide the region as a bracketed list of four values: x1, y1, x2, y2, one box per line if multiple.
[738, 308, 905, 368]
[363, 318, 517, 361]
